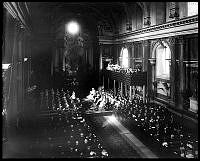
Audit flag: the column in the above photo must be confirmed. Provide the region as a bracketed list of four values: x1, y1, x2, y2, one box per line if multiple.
[127, 42, 132, 68]
[51, 56, 54, 76]
[17, 31, 24, 125]
[118, 81, 120, 94]
[177, 36, 185, 110]
[62, 50, 65, 71]
[141, 40, 150, 102]
[120, 82, 123, 96]
[125, 83, 127, 97]
[85, 48, 88, 65]
[108, 77, 109, 90]
[129, 86, 132, 100]
[22, 34, 26, 112]
[17, 34, 22, 104]
[143, 85, 146, 102]
[113, 80, 116, 95]
[132, 43, 135, 68]
[27, 36, 31, 88]
[7, 22, 19, 127]
[149, 58, 156, 101]
[25, 36, 30, 89]
[28, 56, 32, 87]
[133, 86, 136, 96]
[142, 40, 150, 72]
[99, 45, 103, 86]
[99, 46, 103, 70]
[103, 75, 105, 88]
[113, 44, 118, 64]
[117, 46, 121, 65]
[167, 37, 176, 105]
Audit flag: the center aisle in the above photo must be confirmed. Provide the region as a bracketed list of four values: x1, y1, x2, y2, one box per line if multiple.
[86, 115, 141, 158]
[8, 87, 142, 158]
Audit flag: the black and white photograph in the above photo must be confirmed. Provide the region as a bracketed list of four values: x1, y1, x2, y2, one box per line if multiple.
[2, 2, 198, 158]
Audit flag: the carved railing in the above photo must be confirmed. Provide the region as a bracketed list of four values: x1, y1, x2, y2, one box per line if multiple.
[103, 70, 147, 86]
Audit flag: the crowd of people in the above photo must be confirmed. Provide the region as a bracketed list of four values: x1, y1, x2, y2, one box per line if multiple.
[83, 87, 198, 158]
[37, 88, 109, 158]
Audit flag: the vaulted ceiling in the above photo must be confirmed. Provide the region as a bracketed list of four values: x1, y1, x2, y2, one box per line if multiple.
[4, 2, 148, 37]
[28, 2, 128, 34]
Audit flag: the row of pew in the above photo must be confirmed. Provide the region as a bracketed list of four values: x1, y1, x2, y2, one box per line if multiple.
[36, 88, 109, 158]
[84, 88, 198, 158]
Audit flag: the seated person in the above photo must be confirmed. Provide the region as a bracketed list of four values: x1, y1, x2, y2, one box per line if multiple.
[70, 91, 76, 100]
[84, 88, 97, 101]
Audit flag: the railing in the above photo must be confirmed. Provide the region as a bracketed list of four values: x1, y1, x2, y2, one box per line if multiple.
[103, 70, 147, 86]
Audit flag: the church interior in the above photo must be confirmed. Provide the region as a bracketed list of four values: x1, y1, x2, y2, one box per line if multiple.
[2, 2, 198, 158]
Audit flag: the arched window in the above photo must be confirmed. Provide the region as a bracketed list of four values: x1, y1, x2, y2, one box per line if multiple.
[120, 47, 129, 68]
[155, 43, 171, 80]
[188, 2, 198, 16]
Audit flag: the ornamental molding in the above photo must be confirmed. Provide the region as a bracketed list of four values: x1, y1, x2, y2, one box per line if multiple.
[124, 42, 133, 48]
[114, 15, 198, 39]
[115, 22, 197, 43]
[98, 40, 114, 45]
[142, 40, 151, 46]
[166, 37, 176, 46]
[3, 2, 31, 33]
[99, 15, 198, 45]
[150, 40, 158, 50]
[150, 38, 173, 58]
[176, 36, 185, 45]
[98, 35, 114, 45]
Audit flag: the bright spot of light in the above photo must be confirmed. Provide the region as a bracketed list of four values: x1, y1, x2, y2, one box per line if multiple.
[2, 64, 10, 69]
[66, 21, 79, 35]
[107, 115, 117, 123]
[24, 58, 28, 62]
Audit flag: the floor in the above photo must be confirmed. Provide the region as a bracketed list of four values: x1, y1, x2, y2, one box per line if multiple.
[2, 84, 187, 158]
[3, 113, 145, 158]
[86, 115, 142, 158]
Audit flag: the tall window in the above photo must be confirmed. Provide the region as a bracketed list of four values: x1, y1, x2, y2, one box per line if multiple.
[121, 48, 129, 68]
[156, 44, 171, 80]
[188, 2, 198, 16]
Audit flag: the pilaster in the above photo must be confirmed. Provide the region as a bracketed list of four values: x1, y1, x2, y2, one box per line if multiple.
[177, 36, 185, 110]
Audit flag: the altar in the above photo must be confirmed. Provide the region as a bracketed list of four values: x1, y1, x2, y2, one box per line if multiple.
[102, 69, 147, 101]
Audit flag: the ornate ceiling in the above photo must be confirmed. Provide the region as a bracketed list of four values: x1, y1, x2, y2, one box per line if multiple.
[3, 2, 149, 36]
[28, 2, 128, 34]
